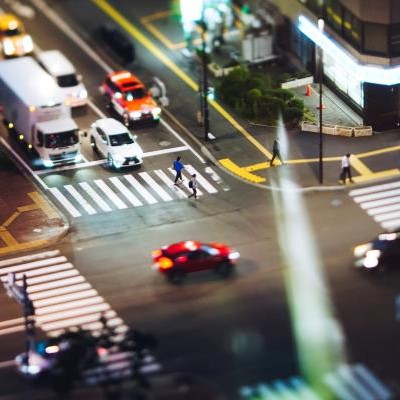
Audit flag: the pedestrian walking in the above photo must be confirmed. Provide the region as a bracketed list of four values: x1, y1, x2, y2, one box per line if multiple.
[339, 153, 354, 184]
[270, 139, 284, 166]
[188, 174, 198, 199]
[173, 156, 184, 185]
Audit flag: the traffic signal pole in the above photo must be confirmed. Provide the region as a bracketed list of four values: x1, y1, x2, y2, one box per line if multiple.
[22, 274, 36, 367]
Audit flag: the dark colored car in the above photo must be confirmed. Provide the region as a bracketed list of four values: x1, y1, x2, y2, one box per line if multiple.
[353, 231, 400, 270]
[152, 240, 240, 283]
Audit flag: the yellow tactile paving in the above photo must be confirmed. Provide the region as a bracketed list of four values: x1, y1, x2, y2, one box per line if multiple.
[352, 169, 400, 183]
[28, 191, 59, 219]
[0, 239, 48, 256]
[349, 155, 373, 176]
[2, 212, 20, 228]
[220, 158, 265, 183]
[0, 231, 18, 246]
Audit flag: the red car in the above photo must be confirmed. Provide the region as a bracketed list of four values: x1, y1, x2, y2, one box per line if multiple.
[152, 240, 240, 283]
[101, 70, 161, 126]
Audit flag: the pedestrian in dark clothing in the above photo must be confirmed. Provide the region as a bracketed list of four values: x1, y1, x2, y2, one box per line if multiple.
[173, 156, 184, 184]
[339, 153, 354, 184]
[188, 174, 198, 199]
[270, 139, 284, 166]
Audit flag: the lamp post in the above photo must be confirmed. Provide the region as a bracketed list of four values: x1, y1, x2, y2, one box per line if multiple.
[200, 16, 210, 142]
[317, 18, 324, 184]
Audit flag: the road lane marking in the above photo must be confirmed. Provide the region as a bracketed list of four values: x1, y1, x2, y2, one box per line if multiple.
[65, 185, 97, 215]
[138, 172, 173, 201]
[348, 155, 372, 176]
[2, 263, 73, 280]
[360, 196, 400, 209]
[382, 219, 400, 230]
[79, 182, 112, 212]
[27, 192, 59, 219]
[186, 165, 218, 193]
[34, 288, 98, 307]
[220, 158, 265, 183]
[367, 203, 400, 216]
[353, 188, 400, 203]
[142, 145, 189, 158]
[36, 296, 105, 316]
[94, 180, 127, 209]
[350, 181, 400, 196]
[29, 282, 92, 301]
[109, 177, 142, 207]
[154, 169, 188, 199]
[124, 175, 157, 204]
[0, 256, 67, 275]
[49, 187, 82, 217]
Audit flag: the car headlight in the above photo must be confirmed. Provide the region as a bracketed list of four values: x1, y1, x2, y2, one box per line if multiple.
[130, 111, 141, 119]
[74, 153, 82, 163]
[353, 243, 372, 258]
[22, 35, 33, 53]
[363, 249, 381, 269]
[3, 39, 15, 55]
[152, 107, 161, 117]
[228, 251, 240, 260]
[78, 89, 88, 99]
[43, 159, 54, 168]
[113, 154, 125, 163]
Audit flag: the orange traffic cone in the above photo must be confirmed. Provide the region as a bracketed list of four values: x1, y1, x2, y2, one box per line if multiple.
[316, 103, 326, 110]
[305, 84, 312, 96]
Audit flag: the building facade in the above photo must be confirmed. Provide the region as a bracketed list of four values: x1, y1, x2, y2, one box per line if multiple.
[264, 0, 400, 130]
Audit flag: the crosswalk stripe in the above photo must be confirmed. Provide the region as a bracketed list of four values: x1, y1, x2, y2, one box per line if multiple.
[35, 296, 105, 316]
[382, 219, 400, 230]
[324, 372, 358, 400]
[109, 177, 142, 207]
[0, 250, 60, 268]
[138, 172, 172, 201]
[167, 168, 204, 196]
[49, 187, 82, 217]
[34, 288, 98, 307]
[289, 377, 321, 400]
[27, 276, 85, 293]
[337, 364, 376, 400]
[349, 181, 400, 197]
[65, 185, 97, 215]
[2, 263, 73, 280]
[353, 364, 392, 399]
[0, 317, 24, 328]
[24, 270, 80, 286]
[155, 169, 188, 199]
[0, 325, 25, 336]
[272, 380, 299, 400]
[79, 182, 112, 212]
[353, 188, 400, 203]
[185, 165, 218, 193]
[94, 179, 127, 209]
[123, 175, 157, 204]
[367, 203, 400, 216]
[360, 195, 400, 210]
[0, 256, 67, 276]
[29, 282, 92, 301]
[374, 210, 400, 222]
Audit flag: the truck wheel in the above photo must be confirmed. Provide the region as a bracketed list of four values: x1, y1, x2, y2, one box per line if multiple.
[215, 261, 233, 278]
[90, 137, 98, 152]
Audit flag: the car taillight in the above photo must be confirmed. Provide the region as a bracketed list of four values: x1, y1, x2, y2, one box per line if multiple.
[152, 249, 162, 259]
[157, 257, 174, 270]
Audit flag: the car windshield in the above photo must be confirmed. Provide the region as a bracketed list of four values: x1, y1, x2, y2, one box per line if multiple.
[3, 27, 23, 37]
[123, 88, 146, 101]
[200, 245, 219, 256]
[57, 74, 79, 88]
[109, 133, 134, 146]
[44, 130, 79, 149]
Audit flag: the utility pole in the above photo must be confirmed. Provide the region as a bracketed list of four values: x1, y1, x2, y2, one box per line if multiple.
[199, 16, 210, 141]
[318, 18, 324, 184]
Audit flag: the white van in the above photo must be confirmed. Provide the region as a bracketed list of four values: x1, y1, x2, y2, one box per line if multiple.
[37, 50, 88, 107]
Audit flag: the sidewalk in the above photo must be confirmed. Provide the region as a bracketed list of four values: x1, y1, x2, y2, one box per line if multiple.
[0, 149, 68, 257]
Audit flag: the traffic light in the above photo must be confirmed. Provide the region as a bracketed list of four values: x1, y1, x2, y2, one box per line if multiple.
[207, 86, 215, 100]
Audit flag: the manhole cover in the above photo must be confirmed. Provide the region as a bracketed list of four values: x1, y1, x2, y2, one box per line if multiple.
[159, 140, 171, 147]
[331, 199, 343, 207]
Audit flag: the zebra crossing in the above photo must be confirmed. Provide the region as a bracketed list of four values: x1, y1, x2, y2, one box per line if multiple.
[349, 180, 400, 231]
[240, 364, 393, 400]
[0, 250, 160, 382]
[47, 164, 222, 218]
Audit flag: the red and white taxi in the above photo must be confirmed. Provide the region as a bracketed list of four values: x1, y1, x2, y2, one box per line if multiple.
[101, 70, 161, 126]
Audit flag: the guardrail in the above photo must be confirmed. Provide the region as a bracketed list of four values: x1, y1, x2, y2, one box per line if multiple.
[300, 122, 373, 137]
[281, 76, 314, 89]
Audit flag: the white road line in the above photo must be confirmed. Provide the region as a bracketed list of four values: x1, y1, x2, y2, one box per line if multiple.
[0, 325, 25, 336]
[374, 210, 400, 222]
[353, 364, 392, 399]
[29, 282, 92, 301]
[24, 270, 79, 286]
[138, 172, 172, 201]
[289, 377, 321, 400]
[109, 177, 142, 207]
[169, 168, 203, 196]
[94, 180, 127, 209]
[65, 184, 97, 215]
[0, 256, 67, 276]
[349, 181, 400, 197]
[79, 182, 112, 212]
[367, 203, 400, 216]
[353, 188, 400, 203]
[324, 372, 358, 400]
[36, 296, 105, 316]
[4, 263, 73, 280]
[123, 175, 157, 204]
[0, 250, 60, 268]
[34, 288, 98, 307]
[143, 145, 189, 158]
[154, 169, 187, 199]
[382, 219, 400, 230]
[88, 99, 107, 118]
[35, 159, 108, 175]
[337, 364, 376, 400]
[185, 165, 218, 193]
[49, 187, 82, 217]
[27, 276, 85, 293]
[360, 196, 400, 210]
[0, 360, 16, 369]
[0, 317, 24, 328]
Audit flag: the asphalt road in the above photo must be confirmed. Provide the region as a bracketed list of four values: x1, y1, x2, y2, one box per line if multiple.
[0, 1, 399, 399]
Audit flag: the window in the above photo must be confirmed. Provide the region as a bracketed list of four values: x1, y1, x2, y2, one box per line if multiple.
[325, 0, 343, 34]
[109, 133, 133, 147]
[364, 23, 388, 54]
[389, 23, 400, 56]
[297, 0, 323, 15]
[57, 74, 78, 88]
[343, 9, 362, 48]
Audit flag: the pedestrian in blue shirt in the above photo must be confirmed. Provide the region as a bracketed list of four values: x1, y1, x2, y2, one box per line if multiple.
[173, 156, 184, 184]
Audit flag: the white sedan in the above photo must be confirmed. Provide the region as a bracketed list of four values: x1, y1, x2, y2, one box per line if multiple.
[89, 118, 143, 169]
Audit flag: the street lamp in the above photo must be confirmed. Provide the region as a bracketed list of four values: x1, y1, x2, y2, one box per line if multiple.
[317, 18, 324, 184]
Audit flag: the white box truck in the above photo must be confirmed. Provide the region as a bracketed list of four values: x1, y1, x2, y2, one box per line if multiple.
[0, 57, 81, 168]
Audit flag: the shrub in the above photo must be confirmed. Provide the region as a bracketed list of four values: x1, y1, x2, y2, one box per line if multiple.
[269, 88, 294, 102]
[246, 88, 263, 103]
[284, 107, 303, 125]
[287, 97, 304, 110]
